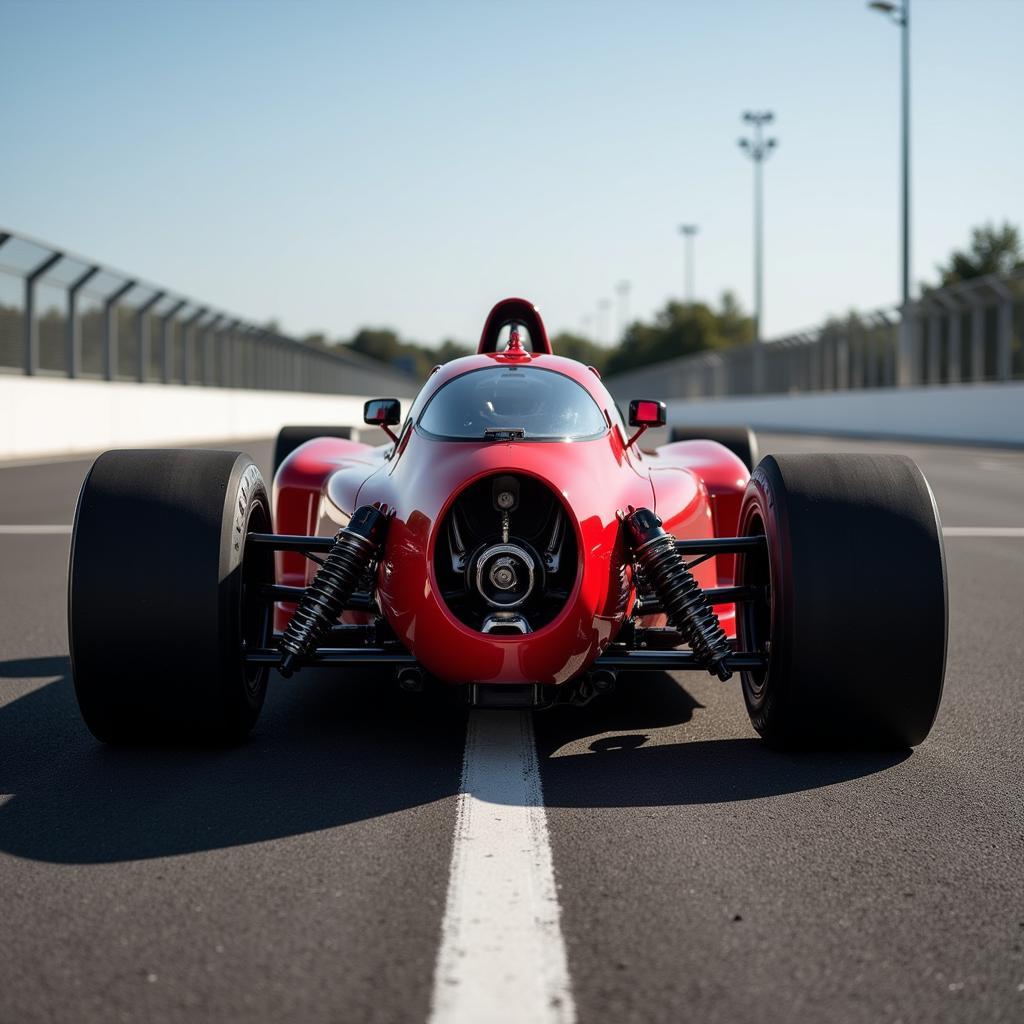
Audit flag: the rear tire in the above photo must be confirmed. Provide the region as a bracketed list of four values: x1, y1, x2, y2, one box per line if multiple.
[273, 425, 355, 477]
[736, 453, 947, 749]
[669, 424, 759, 471]
[69, 449, 274, 744]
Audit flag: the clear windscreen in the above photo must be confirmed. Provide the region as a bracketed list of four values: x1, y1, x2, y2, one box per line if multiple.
[417, 366, 608, 441]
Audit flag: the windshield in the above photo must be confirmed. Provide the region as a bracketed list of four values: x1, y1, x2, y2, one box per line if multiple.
[417, 366, 608, 441]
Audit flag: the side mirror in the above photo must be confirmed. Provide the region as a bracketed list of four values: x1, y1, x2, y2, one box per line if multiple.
[363, 398, 401, 426]
[628, 399, 666, 428]
[364, 398, 401, 442]
[625, 399, 666, 449]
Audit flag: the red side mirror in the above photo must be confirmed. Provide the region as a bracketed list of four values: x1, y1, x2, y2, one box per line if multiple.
[363, 398, 401, 443]
[364, 398, 401, 426]
[628, 399, 666, 428]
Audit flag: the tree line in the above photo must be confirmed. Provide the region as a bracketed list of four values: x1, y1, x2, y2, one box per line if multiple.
[300, 291, 755, 379]
[3, 221, 1015, 379]
[299, 220, 1021, 379]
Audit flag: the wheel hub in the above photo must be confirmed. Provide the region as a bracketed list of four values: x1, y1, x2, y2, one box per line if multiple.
[474, 543, 536, 608]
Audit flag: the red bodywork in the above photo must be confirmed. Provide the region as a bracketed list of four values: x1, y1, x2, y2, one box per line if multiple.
[273, 299, 749, 687]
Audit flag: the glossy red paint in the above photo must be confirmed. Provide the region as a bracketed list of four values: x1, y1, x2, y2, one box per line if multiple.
[653, 439, 749, 589]
[272, 436, 386, 631]
[272, 299, 749, 685]
[477, 297, 552, 354]
[364, 436, 661, 684]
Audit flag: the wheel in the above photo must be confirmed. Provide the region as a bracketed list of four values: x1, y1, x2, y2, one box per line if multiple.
[669, 424, 759, 471]
[69, 449, 274, 744]
[736, 453, 947, 749]
[273, 425, 354, 477]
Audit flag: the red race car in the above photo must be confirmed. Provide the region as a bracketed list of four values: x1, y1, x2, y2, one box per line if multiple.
[68, 298, 947, 748]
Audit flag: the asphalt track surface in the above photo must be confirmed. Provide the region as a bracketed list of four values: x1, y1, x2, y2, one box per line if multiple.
[0, 434, 1022, 1023]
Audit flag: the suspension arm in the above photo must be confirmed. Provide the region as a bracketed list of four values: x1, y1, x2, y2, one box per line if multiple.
[674, 535, 767, 555]
[595, 649, 768, 672]
[248, 533, 336, 552]
[251, 582, 375, 611]
[244, 646, 416, 668]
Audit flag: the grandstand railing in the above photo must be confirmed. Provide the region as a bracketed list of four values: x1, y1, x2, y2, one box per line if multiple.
[605, 268, 1024, 400]
[0, 229, 415, 395]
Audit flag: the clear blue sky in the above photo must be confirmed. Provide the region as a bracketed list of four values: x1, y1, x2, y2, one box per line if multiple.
[2, 0, 1021, 347]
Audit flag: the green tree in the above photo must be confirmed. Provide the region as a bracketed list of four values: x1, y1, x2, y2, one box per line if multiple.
[549, 331, 609, 371]
[305, 290, 755, 380]
[933, 221, 1023, 287]
[716, 290, 754, 347]
[435, 338, 471, 364]
[603, 293, 754, 376]
[348, 327, 403, 364]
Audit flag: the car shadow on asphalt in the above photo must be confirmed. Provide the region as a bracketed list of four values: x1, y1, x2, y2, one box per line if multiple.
[0, 655, 467, 865]
[0, 658, 909, 863]
[534, 670, 910, 807]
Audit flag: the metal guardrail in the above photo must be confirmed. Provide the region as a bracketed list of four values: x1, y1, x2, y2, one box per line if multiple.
[606, 268, 1024, 400]
[0, 229, 416, 395]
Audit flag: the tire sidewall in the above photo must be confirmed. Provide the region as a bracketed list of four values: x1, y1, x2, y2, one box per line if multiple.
[69, 449, 273, 744]
[736, 453, 947, 748]
[216, 457, 273, 736]
[736, 460, 793, 740]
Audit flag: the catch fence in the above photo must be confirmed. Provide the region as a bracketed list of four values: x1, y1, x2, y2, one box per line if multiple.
[606, 268, 1024, 400]
[0, 229, 415, 396]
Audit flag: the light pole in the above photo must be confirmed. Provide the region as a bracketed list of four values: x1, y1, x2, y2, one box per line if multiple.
[615, 280, 631, 341]
[868, 0, 912, 383]
[738, 111, 777, 343]
[596, 299, 611, 346]
[678, 225, 698, 305]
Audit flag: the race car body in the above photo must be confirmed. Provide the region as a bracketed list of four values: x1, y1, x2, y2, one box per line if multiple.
[272, 301, 748, 690]
[68, 298, 948, 748]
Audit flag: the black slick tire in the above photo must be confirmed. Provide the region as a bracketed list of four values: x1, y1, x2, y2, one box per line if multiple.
[736, 453, 947, 749]
[68, 449, 274, 744]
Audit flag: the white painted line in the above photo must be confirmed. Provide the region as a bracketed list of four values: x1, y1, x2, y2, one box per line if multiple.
[429, 710, 575, 1024]
[942, 527, 1024, 537]
[0, 525, 73, 535]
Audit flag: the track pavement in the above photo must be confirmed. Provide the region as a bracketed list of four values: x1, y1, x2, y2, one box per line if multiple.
[0, 435, 1021, 1023]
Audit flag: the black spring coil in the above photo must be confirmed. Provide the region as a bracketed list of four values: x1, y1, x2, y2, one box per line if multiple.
[278, 505, 389, 677]
[624, 508, 733, 681]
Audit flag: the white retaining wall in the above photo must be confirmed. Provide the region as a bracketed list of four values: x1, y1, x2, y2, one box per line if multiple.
[666, 382, 1024, 447]
[2, 377, 1021, 461]
[0, 376, 381, 460]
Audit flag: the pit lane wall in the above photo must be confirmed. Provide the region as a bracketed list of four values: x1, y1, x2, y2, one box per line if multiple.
[647, 382, 1024, 447]
[0, 376, 415, 460]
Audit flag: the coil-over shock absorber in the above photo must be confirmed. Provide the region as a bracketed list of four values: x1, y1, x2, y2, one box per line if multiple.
[623, 507, 733, 681]
[278, 504, 390, 678]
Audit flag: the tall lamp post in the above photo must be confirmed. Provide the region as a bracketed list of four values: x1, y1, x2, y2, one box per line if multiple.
[596, 299, 611, 346]
[678, 225, 698, 304]
[869, 0, 912, 384]
[615, 280, 631, 341]
[738, 111, 777, 344]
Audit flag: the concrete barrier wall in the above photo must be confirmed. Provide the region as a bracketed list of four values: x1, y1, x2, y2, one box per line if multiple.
[663, 382, 1024, 447]
[0, 376, 404, 460]
[3, 376, 1021, 461]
